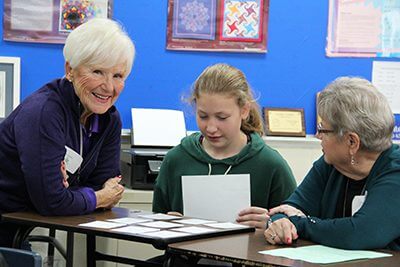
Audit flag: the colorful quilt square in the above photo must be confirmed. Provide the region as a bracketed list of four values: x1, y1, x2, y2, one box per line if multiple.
[220, 0, 264, 42]
[59, 0, 108, 32]
[172, 0, 217, 40]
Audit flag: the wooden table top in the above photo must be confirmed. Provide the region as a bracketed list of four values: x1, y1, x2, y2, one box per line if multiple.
[1, 207, 254, 250]
[167, 230, 400, 267]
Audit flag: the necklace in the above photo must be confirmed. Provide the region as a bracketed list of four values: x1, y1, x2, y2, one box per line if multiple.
[342, 179, 349, 217]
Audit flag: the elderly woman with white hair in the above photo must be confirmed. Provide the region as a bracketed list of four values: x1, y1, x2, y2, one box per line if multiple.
[264, 77, 400, 250]
[0, 18, 135, 246]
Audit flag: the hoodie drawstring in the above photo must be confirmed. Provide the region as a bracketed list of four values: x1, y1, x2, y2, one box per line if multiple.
[208, 163, 232, 176]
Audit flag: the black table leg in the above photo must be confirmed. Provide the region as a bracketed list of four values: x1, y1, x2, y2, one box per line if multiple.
[86, 234, 96, 267]
[66, 231, 74, 267]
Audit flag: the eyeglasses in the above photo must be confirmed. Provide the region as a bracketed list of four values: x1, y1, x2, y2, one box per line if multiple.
[316, 122, 334, 135]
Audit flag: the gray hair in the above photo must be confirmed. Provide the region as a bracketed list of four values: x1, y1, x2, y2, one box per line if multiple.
[318, 77, 394, 152]
[63, 18, 135, 76]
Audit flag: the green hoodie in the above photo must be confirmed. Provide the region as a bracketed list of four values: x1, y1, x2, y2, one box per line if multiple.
[153, 132, 296, 214]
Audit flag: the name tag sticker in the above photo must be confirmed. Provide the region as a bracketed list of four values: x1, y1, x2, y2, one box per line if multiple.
[64, 146, 83, 174]
[352, 191, 367, 216]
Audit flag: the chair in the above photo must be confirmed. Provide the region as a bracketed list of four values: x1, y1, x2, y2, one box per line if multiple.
[0, 247, 42, 267]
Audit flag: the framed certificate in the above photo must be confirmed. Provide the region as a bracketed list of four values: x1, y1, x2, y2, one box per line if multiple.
[0, 57, 20, 122]
[264, 108, 306, 137]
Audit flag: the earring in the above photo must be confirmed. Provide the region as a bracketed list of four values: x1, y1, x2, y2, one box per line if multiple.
[351, 155, 355, 165]
[67, 73, 73, 82]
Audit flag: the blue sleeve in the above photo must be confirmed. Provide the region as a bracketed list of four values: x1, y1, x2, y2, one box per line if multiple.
[83, 113, 122, 190]
[14, 99, 97, 215]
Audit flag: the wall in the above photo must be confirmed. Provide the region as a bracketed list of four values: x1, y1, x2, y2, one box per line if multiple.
[0, 0, 399, 133]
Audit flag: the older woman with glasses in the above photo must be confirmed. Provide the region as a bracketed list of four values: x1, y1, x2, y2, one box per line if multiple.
[264, 76, 400, 250]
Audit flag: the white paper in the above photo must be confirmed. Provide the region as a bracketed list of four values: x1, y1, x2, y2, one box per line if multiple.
[79, 221, 125, 229]
[131, 108, 186, 146]
[205, 222, 249, 229]
[334, 0, 381, 51]
[0, 72, 5, 118]
[140, 230, 190, 239]
[372, 61, 400, 113]
[182, 174, 251, 222]
[172, 226, 217, 234]
[138, 213, 182, 220]
[139, 221, 184, 229]
[111, 225, 159, 234]
[107, 217, 151, 224]
[172, 218, 217, 225]
[259, 245, 392, 264]
[352, 191, 367, 216]
[11, 0, 53, 31]
[64, 146, 83, 174]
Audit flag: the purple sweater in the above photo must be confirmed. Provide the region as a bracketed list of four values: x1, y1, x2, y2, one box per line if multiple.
[0, 78, 122, 216]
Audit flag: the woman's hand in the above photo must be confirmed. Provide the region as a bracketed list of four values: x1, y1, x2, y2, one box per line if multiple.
[167, 211, 183, 217]
[95, 176, 124, 209]
[264, 218, 298, 245]
[236, 207, 269, 229]
[269, 204, 305, 218]
[60, 161, 69, 188]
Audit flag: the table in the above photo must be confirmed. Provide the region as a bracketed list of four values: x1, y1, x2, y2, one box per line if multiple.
[1, 207, 254, 267]
[166, 230, 400, 266]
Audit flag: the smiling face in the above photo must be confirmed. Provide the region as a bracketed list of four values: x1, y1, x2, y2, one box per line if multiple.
[66, 62, 126, 115]
[196, 93, 249, 157]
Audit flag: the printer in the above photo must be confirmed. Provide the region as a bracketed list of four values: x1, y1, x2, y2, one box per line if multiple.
[121, 108, 187, 190]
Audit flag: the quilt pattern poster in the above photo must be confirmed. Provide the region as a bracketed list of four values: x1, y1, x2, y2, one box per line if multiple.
[167, 0, 269, 53]
[3, 0, 112, 44]
[172, 0, 216, 40]
[60, 0, 108, 32]
[220, 0, 263, 42]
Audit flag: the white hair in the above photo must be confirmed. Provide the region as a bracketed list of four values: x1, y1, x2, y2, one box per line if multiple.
[63, 18, 135, 76]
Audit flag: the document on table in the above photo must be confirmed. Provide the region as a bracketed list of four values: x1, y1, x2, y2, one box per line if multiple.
[78, 221, 126, 229]
[111, 225, 159, 234]
[172, 226, 218, 234]
[139, 213, 182, 220]
[172, 218, 217, 225]
[259, 245, 392, 264]
[140, 230, 190, 239]
[182, 174, 250, 222]
[107, 217, 151, 224]
[139, 221, 184, 229]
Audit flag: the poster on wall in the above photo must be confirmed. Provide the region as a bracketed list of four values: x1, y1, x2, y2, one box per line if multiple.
[3, 0, 113, 44]
[0, 57, 20, 122]
[326, 0, 400, 58]
[0, 72, 6, 118]
[167, 0, 269, 53]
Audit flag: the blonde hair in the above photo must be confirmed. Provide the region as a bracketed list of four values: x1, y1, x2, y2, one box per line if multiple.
[190, 63, 264, 135]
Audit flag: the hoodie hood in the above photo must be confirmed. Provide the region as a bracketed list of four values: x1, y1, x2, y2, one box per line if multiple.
[180, 132, 265, 167]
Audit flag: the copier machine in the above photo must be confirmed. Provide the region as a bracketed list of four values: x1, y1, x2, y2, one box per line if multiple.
[120, 108, 187, 190]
